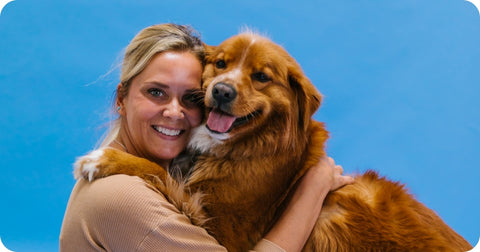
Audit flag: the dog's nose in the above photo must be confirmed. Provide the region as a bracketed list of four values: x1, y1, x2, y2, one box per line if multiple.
[212, 83, 237, 106]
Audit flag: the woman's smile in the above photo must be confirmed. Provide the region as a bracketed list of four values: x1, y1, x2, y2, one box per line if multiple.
[151, 125, 184, 137]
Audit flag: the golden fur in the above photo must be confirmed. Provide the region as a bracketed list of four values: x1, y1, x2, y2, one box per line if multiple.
[75, 33, 472, 251]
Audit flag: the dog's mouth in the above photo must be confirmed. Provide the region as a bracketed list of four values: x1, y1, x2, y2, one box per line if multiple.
[206, 108, 261, 134]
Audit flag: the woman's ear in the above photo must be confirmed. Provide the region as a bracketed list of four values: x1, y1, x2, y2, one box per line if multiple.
[116, 83, 126, 116]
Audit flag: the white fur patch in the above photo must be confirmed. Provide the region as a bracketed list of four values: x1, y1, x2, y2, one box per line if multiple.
[188, 125, 224, 153]
[208, 131, 231, 141]
[73, 148, 104, 181]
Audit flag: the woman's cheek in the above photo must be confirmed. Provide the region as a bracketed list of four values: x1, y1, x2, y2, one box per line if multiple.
[189, 108, 203, 127]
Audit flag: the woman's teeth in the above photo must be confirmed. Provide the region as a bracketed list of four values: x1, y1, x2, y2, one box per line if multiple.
[153, 126, 181, 136]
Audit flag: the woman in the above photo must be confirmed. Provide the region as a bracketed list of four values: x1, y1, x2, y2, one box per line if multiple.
[60, 24, 354, 252]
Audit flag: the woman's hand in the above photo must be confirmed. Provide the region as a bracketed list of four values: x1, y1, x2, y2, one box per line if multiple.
[307, 156, 355, 192]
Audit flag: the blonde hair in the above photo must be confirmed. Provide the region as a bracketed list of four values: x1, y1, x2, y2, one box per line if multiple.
[99, 24, 205, 148]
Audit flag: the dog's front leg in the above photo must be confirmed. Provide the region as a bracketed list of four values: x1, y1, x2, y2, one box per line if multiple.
[73, 148, 209, 226]
[73, 148, 168, 182]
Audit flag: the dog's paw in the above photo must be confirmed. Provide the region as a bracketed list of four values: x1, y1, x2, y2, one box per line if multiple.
[73, 148, 105, 181]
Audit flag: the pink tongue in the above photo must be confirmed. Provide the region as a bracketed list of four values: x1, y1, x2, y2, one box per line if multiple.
[207, 109, 237, 133]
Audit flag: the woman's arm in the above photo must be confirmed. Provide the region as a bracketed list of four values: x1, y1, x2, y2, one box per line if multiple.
[66, 152, 351, 252]
[61, 174, 289, 252]
[262, 156, 354, 252]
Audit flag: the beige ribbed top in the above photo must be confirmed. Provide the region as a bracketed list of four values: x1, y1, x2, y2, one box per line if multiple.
[59, 174, 284, 252]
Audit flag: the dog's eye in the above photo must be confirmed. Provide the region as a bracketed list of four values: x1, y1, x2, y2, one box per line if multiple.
[182, 91, 205, 109]
[216, 60, 226, 69]
[252, 72, 271, 83]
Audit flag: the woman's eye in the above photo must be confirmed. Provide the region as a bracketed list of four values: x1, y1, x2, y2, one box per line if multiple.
[252, 72, 271, 83]
[215, 60, 226, 69]
[148, 88, 165, 97]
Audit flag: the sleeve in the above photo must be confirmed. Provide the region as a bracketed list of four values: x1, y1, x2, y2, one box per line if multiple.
[61, 174, 227, 252]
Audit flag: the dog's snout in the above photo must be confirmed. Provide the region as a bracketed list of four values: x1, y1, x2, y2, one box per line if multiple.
[212, 83, 237, 105]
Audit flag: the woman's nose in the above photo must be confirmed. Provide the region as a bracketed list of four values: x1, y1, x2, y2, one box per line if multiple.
[163, 98, 185, 120]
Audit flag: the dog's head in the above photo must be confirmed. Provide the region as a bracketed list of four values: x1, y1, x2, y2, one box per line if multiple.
[189, 32, 322, 154]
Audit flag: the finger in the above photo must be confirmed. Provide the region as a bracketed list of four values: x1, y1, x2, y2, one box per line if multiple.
[326, 156, 335, 166]
[331, 175, 355, 191]
[343, 175, 355, 185]
[335, 165, 344, 174]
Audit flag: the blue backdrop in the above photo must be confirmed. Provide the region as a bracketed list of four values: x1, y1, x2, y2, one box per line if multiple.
[0, 0, 478, 251]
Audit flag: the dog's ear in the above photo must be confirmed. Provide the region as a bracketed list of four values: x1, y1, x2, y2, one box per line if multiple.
[288, 66, 322, 131]
[202, 44, 217, 68]
[204, 44, 217, 56]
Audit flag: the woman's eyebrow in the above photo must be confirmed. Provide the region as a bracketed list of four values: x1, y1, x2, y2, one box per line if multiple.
[145, 81, 169, 88]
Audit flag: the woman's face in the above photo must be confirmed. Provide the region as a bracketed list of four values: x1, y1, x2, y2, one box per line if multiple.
[118, 51, 203, 167]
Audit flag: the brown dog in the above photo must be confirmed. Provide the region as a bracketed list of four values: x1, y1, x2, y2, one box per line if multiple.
[75, 32, 472, 251]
